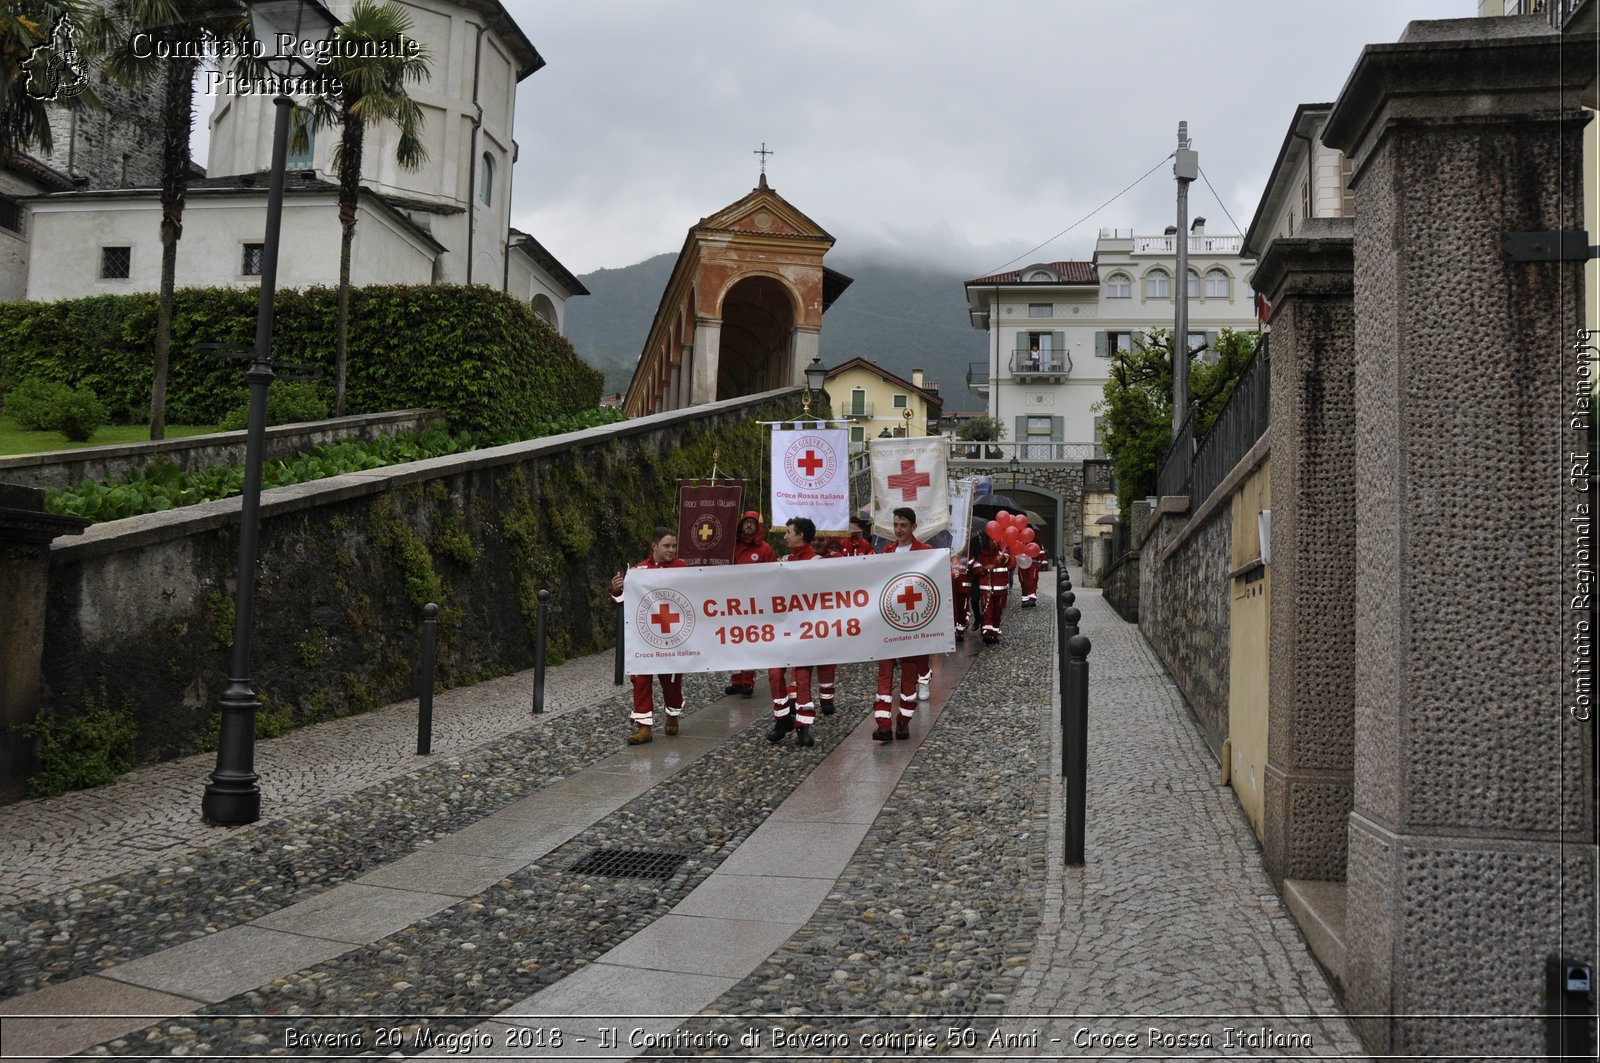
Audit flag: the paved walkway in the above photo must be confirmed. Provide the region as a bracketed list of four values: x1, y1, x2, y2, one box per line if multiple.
[0, 572, 1366, 1060]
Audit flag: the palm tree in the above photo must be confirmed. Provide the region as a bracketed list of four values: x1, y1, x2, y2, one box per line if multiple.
[2, 0, 98, 164]
[87, 0, 245, 439]
[293, 0, 429, 416]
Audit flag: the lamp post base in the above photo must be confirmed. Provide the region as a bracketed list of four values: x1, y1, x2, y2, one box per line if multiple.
[202, 683, 262, 825]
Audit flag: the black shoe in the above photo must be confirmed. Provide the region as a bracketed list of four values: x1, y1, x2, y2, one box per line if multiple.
[818, 698, 836, 716]
[795, 724, 815, 747]
[894, 720, 911, 740]
[871, 726, 894, 742]
[767, 712, 794, 744]
[741, 686, 754, 698]
[725, 682, 754, 697]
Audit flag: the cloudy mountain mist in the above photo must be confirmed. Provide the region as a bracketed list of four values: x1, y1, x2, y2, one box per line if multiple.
[565, 252, 989, 412]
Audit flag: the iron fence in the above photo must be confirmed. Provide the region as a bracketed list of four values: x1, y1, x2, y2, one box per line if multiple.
[1189, 335, 1270, 506]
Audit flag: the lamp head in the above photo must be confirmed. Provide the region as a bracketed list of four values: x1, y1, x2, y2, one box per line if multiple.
[804, 356, 827, 394]
[246, 0, 338, 75]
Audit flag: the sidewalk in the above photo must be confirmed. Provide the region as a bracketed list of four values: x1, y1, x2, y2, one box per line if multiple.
[0, 572, 1367, 1060]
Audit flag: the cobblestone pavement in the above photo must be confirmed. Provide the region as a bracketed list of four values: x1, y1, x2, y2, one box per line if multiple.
[1002, 580, 1367, 1059]
[0, 572, 1368, 1060]
[0, 653, 617, 907]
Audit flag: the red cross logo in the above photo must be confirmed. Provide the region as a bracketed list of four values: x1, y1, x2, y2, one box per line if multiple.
[897, 584, 924, 612]
[886, 459, 931, 501]
[796, 449, 824, 477]
[650, 603, 681, 634]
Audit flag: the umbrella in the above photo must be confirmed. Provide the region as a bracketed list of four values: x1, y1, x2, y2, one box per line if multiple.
[1095, 514, 1119, 525]
[971, 494, 1022, 519]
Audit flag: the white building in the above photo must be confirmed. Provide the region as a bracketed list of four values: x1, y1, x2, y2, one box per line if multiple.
[13, 0, 586, 331]
[963, 220, 1260, 456]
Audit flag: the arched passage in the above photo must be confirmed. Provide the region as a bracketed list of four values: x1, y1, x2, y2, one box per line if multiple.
[716, 275, 796, 401]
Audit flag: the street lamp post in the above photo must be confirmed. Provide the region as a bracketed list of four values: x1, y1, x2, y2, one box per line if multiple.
[202, 0, 338, 826]
[800, 355, 826, 415]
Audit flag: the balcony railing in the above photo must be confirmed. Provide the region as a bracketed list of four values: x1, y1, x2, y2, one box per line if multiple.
[949, 440, 1101, 463]
[842, 401, 875, 419]
[1009, 349, 1071, 379]
[967, 362, 989, 394]
[1132, 234, 1244, 256]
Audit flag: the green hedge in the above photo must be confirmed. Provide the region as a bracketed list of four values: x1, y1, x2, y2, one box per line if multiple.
[0, 284, 603, 434]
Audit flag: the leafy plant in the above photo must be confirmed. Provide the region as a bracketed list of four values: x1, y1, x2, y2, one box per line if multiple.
[218, 381, 331, 432]
[955, 415, 1006, 442]
[24, 684, 138, 796]
[3, 376, 108, 440]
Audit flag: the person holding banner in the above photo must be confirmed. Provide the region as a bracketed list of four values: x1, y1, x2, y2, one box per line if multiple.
[952, 552, 973, 642]
[873, 507, 934, 742]
[767, 517, 822, 748]
[813, 513, 876, 714]
[724, 511, 775, 699]
[609, 528, 687, 745]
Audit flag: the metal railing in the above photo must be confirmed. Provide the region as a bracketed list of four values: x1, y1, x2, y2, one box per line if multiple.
[1009, 350, 1072, 376]
[950, 440, 1100, 463]
[1153, 333, 1271, 503]
[967, 362, 990, 391]
[843, 401, 875, 418]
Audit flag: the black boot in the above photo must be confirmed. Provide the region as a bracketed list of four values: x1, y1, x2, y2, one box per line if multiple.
[767, 710, 794, 744]
[794, 724, 815, 747]
[818, 697, 835, 716]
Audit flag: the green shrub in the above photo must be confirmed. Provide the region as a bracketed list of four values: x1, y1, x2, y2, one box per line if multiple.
[4, 376, 73, 430]
[3, 376, 109, 440]
[0, 285, 604, 434]
[54, 387, 109, 441]
[24, 687, 138, 796]
[218, 381, 331, 432]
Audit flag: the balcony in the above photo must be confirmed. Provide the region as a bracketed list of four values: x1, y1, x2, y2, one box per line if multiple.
[1132, 234, 1243, 256]
[841, 400, 875, 419]
[1009, 349, 1071, 383]
[967, 361, 989, 397]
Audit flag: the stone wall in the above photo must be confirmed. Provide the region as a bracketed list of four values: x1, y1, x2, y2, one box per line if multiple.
[1141, 503, 1232, 753]
[33, 391, 794, 772]
[0, 410, 443, 491]
[1101, 552, 1139, 622]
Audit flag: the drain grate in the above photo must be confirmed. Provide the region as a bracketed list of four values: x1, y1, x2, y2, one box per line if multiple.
[568, 847, 688, 880]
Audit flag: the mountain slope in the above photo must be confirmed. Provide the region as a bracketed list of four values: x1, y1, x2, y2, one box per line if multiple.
[564, 252, 988, 411]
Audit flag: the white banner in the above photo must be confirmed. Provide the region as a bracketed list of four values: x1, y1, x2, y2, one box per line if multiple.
[949, 477, 979, 556]
[770, 427, 851, 532]
[621, 550, 955, 674]
[869, 435, 949, 540]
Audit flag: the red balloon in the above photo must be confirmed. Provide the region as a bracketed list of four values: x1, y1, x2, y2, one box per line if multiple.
[1012, 512, 1028, 528]
[985, 520, 1001, 538]
[1025, 542, 1042, 557]
[1020, 527, 1036, 544]
[1003, 525, 1021, 543]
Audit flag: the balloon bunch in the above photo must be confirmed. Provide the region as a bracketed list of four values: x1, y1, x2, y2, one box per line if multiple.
[983, 511, 1043, 561]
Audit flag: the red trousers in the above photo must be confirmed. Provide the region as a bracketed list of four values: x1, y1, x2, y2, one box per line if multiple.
[1018, 563, 1039, 600]
[875, 656, 928, 724]
[979, 586, 1009, 636]
[630, 673, 682, 726]
[767, 664, 836, 728]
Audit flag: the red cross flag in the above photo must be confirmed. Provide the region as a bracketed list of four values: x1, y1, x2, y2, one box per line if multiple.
[869, 435, 949, 540]
[770, 427, 851, 532]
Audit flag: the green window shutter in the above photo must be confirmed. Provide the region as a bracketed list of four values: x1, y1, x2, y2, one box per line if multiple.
[1051, 416, 1064, 442]
[1094, 331, 1108, 357]
[1015, 416, 1027, 445]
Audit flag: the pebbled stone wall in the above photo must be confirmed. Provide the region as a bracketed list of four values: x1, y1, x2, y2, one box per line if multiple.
[1144, 504, 1231, 753]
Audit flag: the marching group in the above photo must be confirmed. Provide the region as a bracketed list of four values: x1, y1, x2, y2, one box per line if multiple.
[610, 508, 1039, 747]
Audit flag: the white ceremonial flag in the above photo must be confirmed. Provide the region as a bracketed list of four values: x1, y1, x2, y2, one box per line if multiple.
[620, 550, 955, 674]
[869, 435, 949, 540]
[769, 427, 851, 532]
[949, 477, 980, 556]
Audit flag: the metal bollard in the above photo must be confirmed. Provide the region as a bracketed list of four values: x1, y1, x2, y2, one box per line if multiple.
[417, 602, 438, 755]
[1063, 606, 1081, 641]
[614, 600, 625, 685]
[1062, 633, 1091, 865]
[531, 589, 549, 715]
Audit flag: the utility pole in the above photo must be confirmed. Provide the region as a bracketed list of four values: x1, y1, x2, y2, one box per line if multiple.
[1172, 121, 1198, 436]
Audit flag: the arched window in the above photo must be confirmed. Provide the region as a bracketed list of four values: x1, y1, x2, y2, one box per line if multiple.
[1205, 268, 1231, 298]
[1106, 272, 1131, 298]
[1186, 270, 1200, 298]
[1144, 269, 1170, 299]
[480, 153, 494, 205]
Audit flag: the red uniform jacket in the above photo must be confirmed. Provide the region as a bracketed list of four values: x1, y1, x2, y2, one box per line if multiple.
[836, 534, 877, 556]
[611, 555, 687, 603]
[735, 511, 776, 566]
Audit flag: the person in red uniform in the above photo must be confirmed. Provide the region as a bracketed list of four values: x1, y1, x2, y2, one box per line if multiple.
[814, 515, 876, 715]
[723, 511, 775, 698]
[951, 551, 973, 642]
[1016, 545, 1040, 606]
[609, 527, 687, 745]
[873, 507, 933, 742]
[971, 525, 1015, 645]
[767, 517, 821, 747]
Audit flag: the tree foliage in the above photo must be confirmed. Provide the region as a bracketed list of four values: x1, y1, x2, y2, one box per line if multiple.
[1094, 327, 1260, 514]
[955, 415, 1005, 441]
[2, 0, 98, 163]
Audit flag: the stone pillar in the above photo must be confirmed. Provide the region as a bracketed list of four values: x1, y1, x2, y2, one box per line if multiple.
[1253, 221, 1357, 887]
[789, 324, 820, 387]
[1323, 19, 1597, 1054]
[689, 318, 721, 405]
[0, 484, 88, 802]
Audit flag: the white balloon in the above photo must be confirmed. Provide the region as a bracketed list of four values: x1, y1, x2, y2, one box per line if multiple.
[1016, 555, 1034, 569]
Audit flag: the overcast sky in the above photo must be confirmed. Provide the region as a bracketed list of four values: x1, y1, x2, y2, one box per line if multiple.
[500, 0, 1467, 278]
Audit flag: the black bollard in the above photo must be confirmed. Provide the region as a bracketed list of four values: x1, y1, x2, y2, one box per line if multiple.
[532, 589, 549, 715]
[1063, 633, 1091, 865]
[614, 600, 625, 685]
[1063, 606, 1081, 640]
[417, 602, 438, 755]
